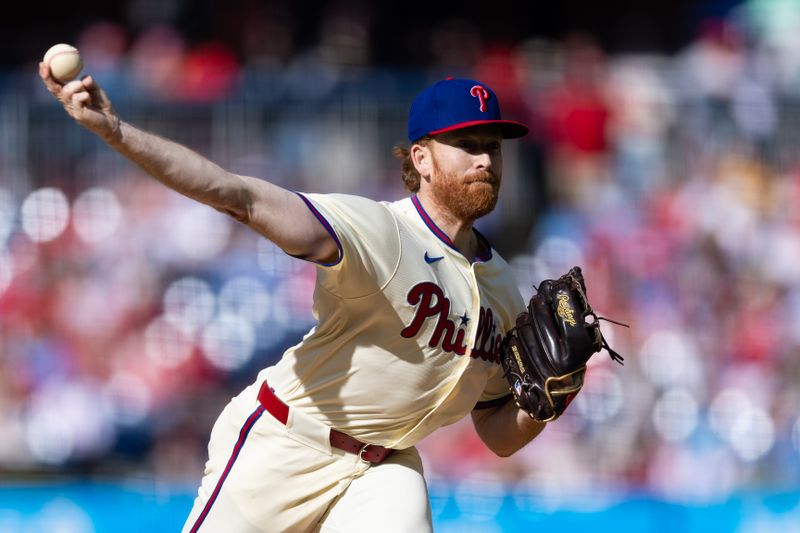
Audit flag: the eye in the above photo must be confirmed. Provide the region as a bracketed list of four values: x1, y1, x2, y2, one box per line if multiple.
[458, 140, 476, 151]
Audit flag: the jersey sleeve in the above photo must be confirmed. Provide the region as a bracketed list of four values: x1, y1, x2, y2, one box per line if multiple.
[474, 367, 513, 409]
[296, 192, 400, 299]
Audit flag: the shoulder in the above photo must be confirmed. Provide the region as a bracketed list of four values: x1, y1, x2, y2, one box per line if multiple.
[299, 192, 403, 260]
[306, 192, 396, 214]
[384, 195, 415, 215]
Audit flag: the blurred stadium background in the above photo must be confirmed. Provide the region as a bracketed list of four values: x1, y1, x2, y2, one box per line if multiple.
[3, 0, 800, 531]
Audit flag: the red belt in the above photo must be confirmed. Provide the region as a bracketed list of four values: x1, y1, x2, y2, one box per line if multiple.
[257, 381, 393, 464]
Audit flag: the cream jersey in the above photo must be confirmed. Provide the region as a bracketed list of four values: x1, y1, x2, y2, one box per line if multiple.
[266, 193, 525, 450]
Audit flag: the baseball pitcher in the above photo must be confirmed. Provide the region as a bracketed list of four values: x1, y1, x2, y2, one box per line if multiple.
[40, 60, 622, 532]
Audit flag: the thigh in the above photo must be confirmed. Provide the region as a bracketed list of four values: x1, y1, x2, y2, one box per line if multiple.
[183, 486, 262, 533]
[184, 396, 363, 533]
[317, 447, 433, 533]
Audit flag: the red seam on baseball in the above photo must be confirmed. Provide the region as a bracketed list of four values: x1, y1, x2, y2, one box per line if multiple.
[48, 50, 79, 63]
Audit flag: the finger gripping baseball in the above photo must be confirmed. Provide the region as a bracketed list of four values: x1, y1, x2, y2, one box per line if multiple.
[500, 266, 627, 422]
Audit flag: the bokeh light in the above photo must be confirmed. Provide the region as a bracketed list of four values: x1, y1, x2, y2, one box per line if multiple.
[20, 187, 70, 242]
[652, 388, 699, 442]
[640, 330, 703, 388]
[532, 237, 585, 282]
[25, 381, 113, 464]
[218, 276, 272, 325]
[25, 408, 74, 465]
[72, 187, 123, 244]
[144, 315, 195, 367]
[201, 312, 256, 371]
[709, 387, 753, 443]
[709, 387, 775, 461]
[163, 276, 216, 335]
[33, 499, 94, 533]
[728, 407, 775, 462]
[573, 367, 624, 422]
[102, 371, 153, 426]
[172, 204, 232, 261]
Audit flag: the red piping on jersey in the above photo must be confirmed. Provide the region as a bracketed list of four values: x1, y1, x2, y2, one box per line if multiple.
[188, 406, 265, 533]
[411, 194, 493, 262]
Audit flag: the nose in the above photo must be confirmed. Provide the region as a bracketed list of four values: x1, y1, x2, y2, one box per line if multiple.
[474, 151, 492, 169]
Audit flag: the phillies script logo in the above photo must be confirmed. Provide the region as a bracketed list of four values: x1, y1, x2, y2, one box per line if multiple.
[470, 85, 490, 112]
[400, 282, 502, 363]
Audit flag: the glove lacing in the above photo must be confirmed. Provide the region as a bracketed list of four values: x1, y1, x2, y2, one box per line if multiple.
[594, 314, 627, 365]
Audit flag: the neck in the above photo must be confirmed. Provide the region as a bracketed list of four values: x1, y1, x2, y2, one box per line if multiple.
[416, 192, 477, 259]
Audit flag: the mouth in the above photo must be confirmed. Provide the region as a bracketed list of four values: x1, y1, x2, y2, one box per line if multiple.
[467, 177, 499, 187]
[465, 171, 499, 186]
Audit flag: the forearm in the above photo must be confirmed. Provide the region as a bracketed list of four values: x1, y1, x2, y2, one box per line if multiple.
[472, 400, 546, 457]
[107, 121, 250, 220]
[40, 70, 338, 262]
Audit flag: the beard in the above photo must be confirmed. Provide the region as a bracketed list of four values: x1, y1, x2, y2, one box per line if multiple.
[430, 161, 501, 221]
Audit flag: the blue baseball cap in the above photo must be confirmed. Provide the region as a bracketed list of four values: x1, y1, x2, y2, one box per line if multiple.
[407, 78, 529, 142]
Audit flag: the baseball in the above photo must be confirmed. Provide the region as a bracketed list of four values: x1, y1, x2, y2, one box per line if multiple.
[43, 43, 83, 83]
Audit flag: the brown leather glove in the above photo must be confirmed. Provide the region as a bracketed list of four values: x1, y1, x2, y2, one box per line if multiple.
[499, 266, 626, 422]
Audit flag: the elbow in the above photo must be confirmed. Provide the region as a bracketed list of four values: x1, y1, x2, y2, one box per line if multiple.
[212, 179, 254, 224]
[491, 445, 521, 458]
[475, 429, 519, 457]
[215, 204, 251, 224]
[479, 422, 546, 458]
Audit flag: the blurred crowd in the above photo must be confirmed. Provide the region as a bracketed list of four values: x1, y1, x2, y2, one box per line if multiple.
[2, 0, 800, 512]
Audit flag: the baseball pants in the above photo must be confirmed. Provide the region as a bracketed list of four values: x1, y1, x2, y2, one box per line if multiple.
[181, 378, 433, 532]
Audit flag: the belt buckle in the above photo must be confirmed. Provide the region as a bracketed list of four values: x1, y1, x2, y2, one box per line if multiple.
[358, 443, 372, 464]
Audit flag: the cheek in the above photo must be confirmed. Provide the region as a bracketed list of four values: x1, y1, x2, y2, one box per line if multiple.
[436, 148, 469, 170]
[493, 154, 503, 172]
[432, 157, 458, 180]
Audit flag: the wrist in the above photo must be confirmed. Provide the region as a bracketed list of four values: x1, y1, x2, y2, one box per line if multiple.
[102, 117, 124, 148]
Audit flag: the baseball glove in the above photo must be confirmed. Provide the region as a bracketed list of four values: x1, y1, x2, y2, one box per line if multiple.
[500, 266, 626, 423]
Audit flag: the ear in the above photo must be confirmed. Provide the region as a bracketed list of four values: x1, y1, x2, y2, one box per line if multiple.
[410, 142, 433, 179]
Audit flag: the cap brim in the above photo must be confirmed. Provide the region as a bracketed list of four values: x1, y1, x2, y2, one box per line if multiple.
[428, 119, 529, 139]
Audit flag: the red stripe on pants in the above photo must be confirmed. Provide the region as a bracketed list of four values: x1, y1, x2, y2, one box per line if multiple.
[189, 405, 265, 533]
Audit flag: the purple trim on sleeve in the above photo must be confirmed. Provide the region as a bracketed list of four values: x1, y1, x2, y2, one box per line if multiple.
[473, 394, 513, 410]
[292, 192, 343, 267]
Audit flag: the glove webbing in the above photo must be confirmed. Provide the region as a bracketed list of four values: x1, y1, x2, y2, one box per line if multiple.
[565, 276, 627, 366]
[594, 315, 627, 365]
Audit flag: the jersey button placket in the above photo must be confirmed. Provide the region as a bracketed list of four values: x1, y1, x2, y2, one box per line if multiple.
[462, 264, 482, 362]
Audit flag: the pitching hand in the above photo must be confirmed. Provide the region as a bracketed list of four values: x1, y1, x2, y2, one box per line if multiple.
[39, 62, 122, 145]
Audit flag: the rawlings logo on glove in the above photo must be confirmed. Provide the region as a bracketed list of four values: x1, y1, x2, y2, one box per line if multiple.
[555, 291, 577, 326]
[499, 266, 626, 423]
